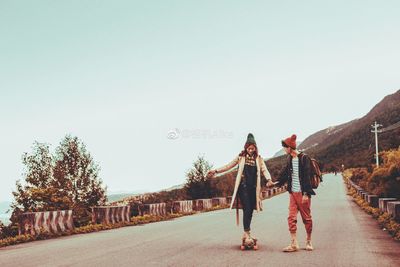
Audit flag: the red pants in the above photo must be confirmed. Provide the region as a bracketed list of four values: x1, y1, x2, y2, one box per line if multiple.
[288, 192, 313, 235]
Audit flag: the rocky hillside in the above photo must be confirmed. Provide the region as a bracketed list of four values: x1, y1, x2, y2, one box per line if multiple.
[266, 89, 400, 178]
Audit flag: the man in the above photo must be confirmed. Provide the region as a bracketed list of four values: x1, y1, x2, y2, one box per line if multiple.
[276, 134, 315, 252]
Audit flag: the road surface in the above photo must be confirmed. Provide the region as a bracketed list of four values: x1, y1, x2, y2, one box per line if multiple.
[1, 174, 399, 267]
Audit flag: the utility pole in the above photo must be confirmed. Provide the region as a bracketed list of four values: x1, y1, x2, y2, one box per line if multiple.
[371, 121, 382, 167]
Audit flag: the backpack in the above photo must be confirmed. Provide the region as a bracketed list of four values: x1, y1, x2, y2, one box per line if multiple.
[300, 154, 323, 189]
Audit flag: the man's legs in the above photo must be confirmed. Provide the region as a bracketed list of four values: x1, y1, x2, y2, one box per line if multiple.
[288, 192, 299, 234]
[284, 193, 300, 252]
[298, 195, 313, 250]
[285, 192, 314, 251]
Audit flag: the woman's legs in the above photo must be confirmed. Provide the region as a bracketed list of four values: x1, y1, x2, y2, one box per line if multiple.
[238, 183, 256, 232]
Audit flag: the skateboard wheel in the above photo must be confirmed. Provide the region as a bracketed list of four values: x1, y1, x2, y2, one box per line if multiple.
[240, 245, 245, 250]
[253, 245, 258, 250]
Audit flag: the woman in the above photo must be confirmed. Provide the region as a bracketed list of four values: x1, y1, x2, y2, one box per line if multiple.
[207, 133, 274, 240]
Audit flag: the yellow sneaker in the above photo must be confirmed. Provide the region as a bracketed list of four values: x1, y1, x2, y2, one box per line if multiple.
[305, 240, 314, 251]
[283, 240, 299, 252]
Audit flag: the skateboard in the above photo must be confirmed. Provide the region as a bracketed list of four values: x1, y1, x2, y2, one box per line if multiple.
[240, 237, 258, 250]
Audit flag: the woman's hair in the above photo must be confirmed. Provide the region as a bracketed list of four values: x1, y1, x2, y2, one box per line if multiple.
[239, 143, 258, 158]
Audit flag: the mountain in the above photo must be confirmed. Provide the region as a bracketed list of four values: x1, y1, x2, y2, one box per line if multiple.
[108, 193, 140, 203]
[160, 184, 184, 192]
[266, 89, 400, 177]
[298, 122, 356, 151]
[312, 89, 400, 170]
[107, 191, 147, 203]
[108, 184, 185, 204]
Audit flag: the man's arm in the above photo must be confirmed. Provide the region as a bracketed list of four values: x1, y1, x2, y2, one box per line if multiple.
[275, 159, 289, 187]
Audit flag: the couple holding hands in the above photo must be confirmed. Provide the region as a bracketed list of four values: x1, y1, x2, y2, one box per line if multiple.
[207, 133, 315, 252]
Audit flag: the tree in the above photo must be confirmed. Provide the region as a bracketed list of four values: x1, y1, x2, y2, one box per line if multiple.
[52, 135, 107, 225]
[11, 142, 57, 214]
[184, 156, 214, 199]
[11, 135, 107, 228]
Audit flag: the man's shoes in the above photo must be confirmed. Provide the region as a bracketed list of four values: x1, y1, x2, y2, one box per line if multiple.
[305, 240, 314, 251]
[283, 240, 299, 252]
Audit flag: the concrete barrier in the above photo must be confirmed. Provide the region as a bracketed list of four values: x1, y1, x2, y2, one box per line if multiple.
[18, 210, 74, 236]
[193, 199, 213, 211]
[378, 198, 397, 212]
[149, 203, 167, 216]
[202, 199, 213, 210]
[193, 199, 203, 211]
[129, 203, 143, 217]
[367, 195, 379, 208]
[140, 203, 167, 216]
[173, 201, 193, 213]
[212, 197, 227, 207]
[387, 201, 400, 222]
[92, 206, 130, 225]
[362, 193, 368, 202]
[261, 186, 287, 200]
[347, 180, 399, 216]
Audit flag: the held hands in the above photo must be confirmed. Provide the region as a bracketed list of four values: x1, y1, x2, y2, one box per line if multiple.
[266, 180, 276, 188]
[207, 170, 217, 178]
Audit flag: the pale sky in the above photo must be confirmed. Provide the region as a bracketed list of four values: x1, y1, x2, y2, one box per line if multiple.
[1, 1, 399, 201]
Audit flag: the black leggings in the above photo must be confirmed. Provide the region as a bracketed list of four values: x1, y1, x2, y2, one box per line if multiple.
[238, 182, 257, 232]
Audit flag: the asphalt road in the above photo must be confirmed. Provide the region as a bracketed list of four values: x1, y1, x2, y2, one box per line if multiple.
[1, 174, 399, 267]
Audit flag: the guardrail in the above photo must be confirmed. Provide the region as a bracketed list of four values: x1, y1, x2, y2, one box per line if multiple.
[140, 203, 167, 216]
[91, 206, 130, 225]
[173, 200, 194, 213]
[15, 185, 288, 236]
[262, 185, 287, 200]
[346, 179, 400, 223]
[18, 210, 74, 236]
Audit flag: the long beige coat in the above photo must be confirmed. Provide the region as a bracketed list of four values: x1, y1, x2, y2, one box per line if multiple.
[215, 155, 272, 212]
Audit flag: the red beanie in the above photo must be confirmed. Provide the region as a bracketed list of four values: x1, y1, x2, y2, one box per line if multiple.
[282, 134, 297, 149]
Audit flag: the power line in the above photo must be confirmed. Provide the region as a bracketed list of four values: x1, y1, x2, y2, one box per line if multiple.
[381, 121, 400, 132]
